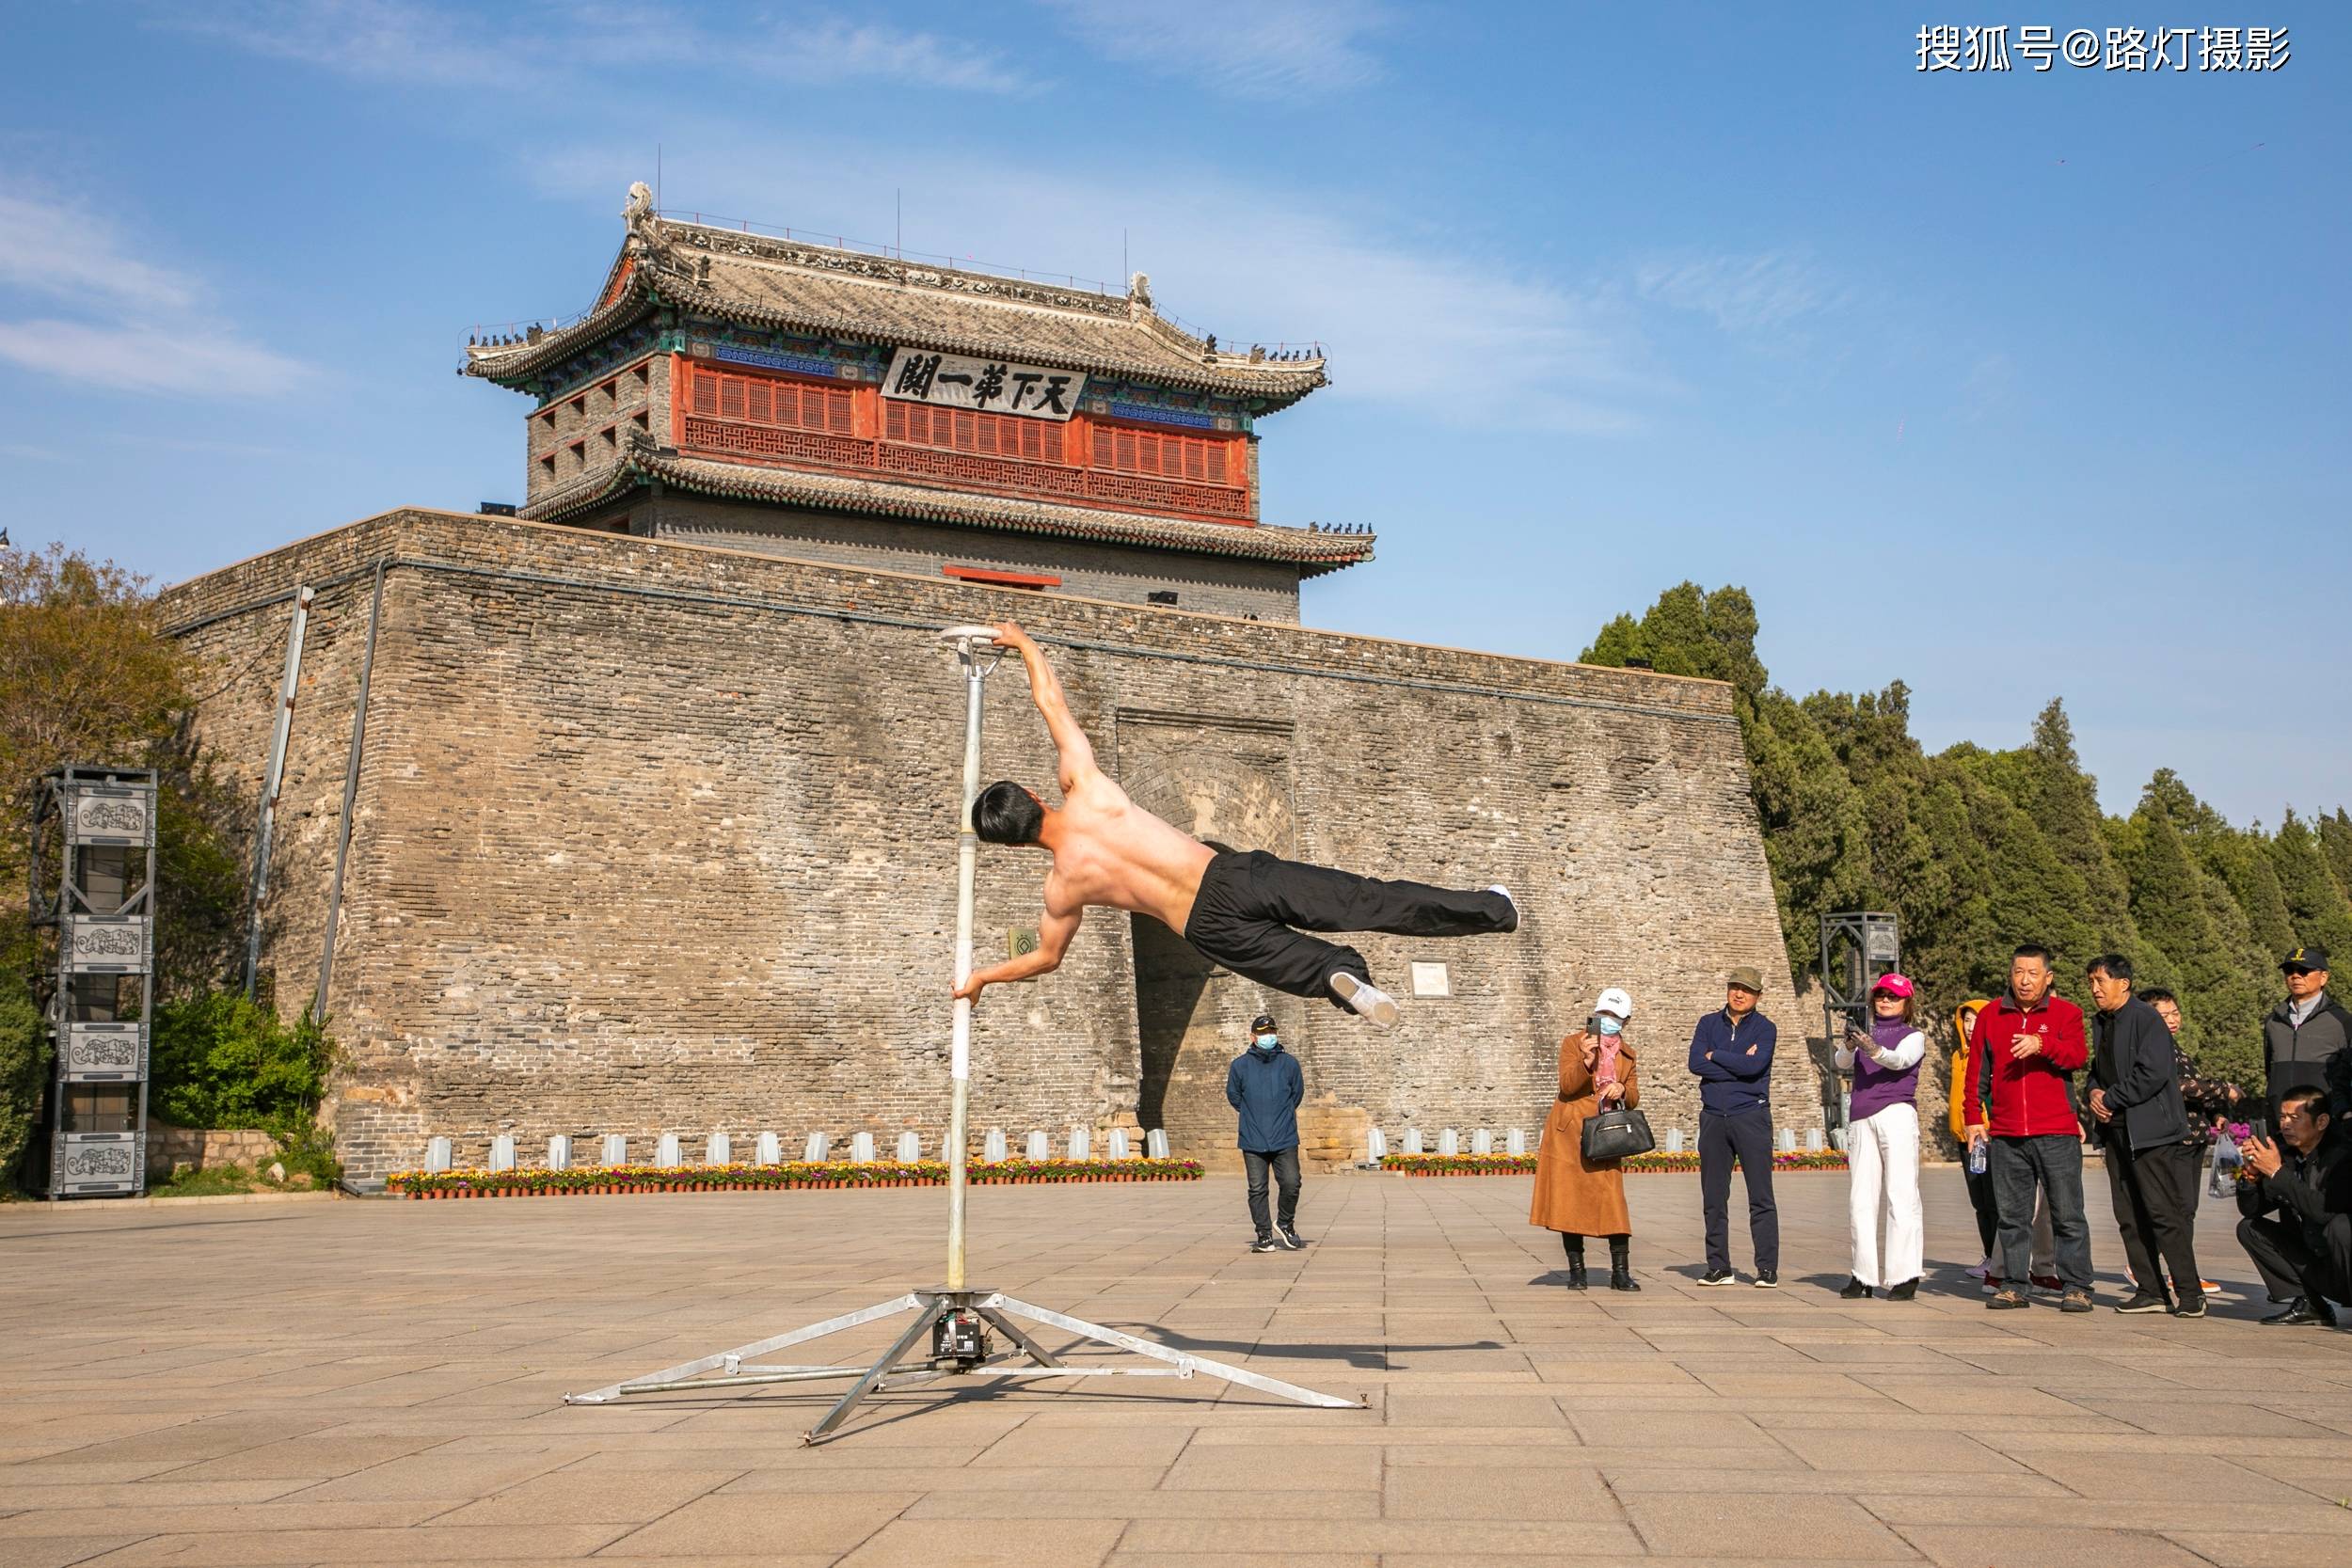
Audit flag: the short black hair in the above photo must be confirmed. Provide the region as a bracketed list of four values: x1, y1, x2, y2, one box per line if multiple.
[2086, 953, 2134, 982]
[2011, 943, 2055, 968]
[2281, 1085, 2330, 1120]
[2139, 987, 2177, 1006]
[972, 781, 1044, 846]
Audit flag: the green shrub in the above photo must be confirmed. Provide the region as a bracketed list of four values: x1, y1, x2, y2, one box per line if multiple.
[0, 982, 48, 1193]
[151, 991, 335, 1134]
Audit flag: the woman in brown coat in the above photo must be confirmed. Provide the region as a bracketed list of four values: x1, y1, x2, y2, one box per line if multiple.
[1531, 986, 1641, 1291]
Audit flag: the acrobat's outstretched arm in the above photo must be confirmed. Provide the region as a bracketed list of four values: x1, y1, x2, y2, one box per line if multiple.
[993, 623, 1098, 790]
[953, 901, 1083, 1004]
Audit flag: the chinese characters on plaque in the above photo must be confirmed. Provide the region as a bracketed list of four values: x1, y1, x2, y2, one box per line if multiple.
[884, 347, 1087, 422]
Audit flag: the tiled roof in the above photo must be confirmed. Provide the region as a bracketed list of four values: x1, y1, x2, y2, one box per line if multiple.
[468, 205, 1327, 409]
[525, 433, 1374, 578]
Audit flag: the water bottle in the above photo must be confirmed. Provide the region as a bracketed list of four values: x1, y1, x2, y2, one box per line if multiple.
[1966, 1136, 1989, 1177]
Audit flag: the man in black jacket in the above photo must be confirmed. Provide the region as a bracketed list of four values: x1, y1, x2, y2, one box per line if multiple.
[2086, 955, 2202, 1316]
[2265, 944, 2351, 1124]
[2236, 1085, 2352, 1325]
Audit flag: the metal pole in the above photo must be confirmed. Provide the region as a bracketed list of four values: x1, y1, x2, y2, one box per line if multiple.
[945, 637, 988, 1291]
[243, 585, 313, 998]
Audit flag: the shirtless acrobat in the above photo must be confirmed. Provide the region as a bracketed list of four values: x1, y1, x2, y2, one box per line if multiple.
[950, 623, 1517, 1031]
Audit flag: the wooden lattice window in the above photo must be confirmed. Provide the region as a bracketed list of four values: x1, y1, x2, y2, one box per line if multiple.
[1089, 422, 1233, 486]
[884, 399, 1060, 463]
[685, 362, 854, 436]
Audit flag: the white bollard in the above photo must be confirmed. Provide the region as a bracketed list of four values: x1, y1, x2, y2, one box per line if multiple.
[984, 1127, 1009, 1164]
[1776, 1127, 1797, 1153]
[1403, 1128, 1423, 1155]
[850, 1132, 876, 1164]
[1025, 1130, 1049, 1162]
[1146, 1128, 1170, 1159]
[547, 1135, 571, 1171]
[656, 1133, 682, 1168]
[1438, 1128, 1460, 1157]
[489, 1134, 516, 1172]
[1829, 1127, 1847, 1153]
[600, 1133, 627, 1166]
[1805, 1128, 1825, 1153]
[1664, 1128, 1686, 1154]
[1472, 1129, 1494, 1156]
[1108, 1129, 1133, 1160]
[897, 1131, 923, 1162]
[1505, 1128, 1526, 1157]
[803, 1132, 830, 1162]
[756, 1132, 782, 1164]
[705, 1132, 730, 1165]
[1068, 1127, 1091, 1161]
[1366, 1127, 1388, 1161]
[424, 1136, 453, 1173]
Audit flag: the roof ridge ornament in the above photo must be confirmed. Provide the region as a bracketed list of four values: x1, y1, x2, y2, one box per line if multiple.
[1126, 272, 1152, 321]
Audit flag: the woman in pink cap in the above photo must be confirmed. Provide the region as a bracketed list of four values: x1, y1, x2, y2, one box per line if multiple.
[1836, 974, 1928, 1300]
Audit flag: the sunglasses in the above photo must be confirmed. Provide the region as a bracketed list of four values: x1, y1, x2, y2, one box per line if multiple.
[2283, 967, 2315, 977]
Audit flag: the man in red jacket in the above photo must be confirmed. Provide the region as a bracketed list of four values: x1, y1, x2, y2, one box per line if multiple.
[1963, 943, 2094, 1312]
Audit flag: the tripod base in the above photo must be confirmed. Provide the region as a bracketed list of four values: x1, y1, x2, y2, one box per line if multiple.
[564, 1287, 1359, 1443]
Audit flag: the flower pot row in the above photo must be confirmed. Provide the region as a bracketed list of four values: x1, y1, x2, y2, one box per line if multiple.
[1379, 1152, 1851, 1177]
[387, 1157, 1206, 1199]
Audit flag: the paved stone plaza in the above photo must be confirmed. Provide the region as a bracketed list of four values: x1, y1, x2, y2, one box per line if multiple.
[3, 1170, 2350, 1566]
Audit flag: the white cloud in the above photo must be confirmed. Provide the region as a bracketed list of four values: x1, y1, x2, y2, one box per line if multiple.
[1634, 251, 1844, 338]
[0, 188, 309, 398]
[165, 0, 1030, 95]
[0, 319, 308, 397]
[529, 135, 1668, 436]
[1041, 0, 1392, 97]
[0, 192, 197, 313]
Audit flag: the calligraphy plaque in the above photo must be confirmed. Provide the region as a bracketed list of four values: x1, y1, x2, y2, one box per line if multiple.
[68, 784, 155, 847]
[883, 346, 1086, 421]
[64, 916, 151, 974]
[52, 1132, 143, 1196]
[63, 1022, 147, 1083]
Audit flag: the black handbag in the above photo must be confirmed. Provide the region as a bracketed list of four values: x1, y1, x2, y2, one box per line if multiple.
[1581, 1106, 1656, 1162]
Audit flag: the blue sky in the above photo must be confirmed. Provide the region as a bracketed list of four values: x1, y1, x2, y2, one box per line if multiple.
[9, 2, 2344, 827]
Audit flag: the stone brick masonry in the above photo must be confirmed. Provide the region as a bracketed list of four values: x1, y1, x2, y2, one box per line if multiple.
[159, 510, 1812, 1179]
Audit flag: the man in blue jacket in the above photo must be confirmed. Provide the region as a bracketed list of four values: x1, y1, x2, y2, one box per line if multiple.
[1691, 966, 1781, 1287]
[1228, 1011, 1306, 1252]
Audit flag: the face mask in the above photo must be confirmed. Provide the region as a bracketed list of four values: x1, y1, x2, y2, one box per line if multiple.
[1595, 1016, 1624, 1037]
[1254, 1034, 1279, 1051]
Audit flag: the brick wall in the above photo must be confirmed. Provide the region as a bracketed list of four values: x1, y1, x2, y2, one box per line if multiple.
[160, 509, 1812, 1178]
[644, 495, 1304, 621]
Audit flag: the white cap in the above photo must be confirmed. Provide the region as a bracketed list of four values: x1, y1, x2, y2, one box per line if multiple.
[1595, 986, 1634, 1020]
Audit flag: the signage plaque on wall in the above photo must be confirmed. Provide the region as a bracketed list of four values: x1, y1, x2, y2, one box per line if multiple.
[884, 347, 1086, 421]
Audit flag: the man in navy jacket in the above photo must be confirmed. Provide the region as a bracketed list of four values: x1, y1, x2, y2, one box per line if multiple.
[1691, 967, 1781, 1286]
[1228, 1011, 1307, 1252]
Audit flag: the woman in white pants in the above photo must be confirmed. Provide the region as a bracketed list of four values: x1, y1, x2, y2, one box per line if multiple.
[1837, 974, 1927, 1300]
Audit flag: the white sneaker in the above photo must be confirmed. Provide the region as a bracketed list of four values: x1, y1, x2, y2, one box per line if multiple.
[1327, 972, 1400, 1031]
[1486, 884, 1519, 932]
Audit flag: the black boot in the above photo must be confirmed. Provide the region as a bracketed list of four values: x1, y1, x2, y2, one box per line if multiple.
[1562, 1234, 1587, 1290]
[1608, 1235, 1641, 1291]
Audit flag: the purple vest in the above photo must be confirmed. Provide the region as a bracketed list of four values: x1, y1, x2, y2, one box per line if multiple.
[1850, 1017, 1923, 1122]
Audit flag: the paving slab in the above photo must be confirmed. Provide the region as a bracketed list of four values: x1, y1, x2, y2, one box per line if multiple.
[3, 1169, 2344, 1565]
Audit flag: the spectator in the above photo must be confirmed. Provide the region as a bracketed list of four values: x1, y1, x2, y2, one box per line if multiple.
[1836, 974, 1926, 1300]
[1963, 943, 2094, 1312]
[1691, 965, 1780, 1288]
[1226, 1011, 1304, 1253]
[2085, 957, 2203, 1316]
[2265, 946, 2350, 1125]
[1951, 1000, 2057, 1294]
[2236, 1085, 2352, 1326]
[2142, 988, 2233, 1274]
[1531, 987, 1643, 1291]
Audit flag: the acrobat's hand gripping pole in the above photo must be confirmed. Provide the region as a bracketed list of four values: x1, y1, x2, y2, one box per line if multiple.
[941, 626, 1000, 1292]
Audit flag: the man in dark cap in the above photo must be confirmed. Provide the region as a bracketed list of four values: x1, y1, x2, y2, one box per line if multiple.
[2265, 945, 2351, 1125]
[1228, 1011, 1306, 1252]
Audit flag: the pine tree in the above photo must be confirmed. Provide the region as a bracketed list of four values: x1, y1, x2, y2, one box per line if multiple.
[2119, 796, 2265, 1085]
[2271, 810, 2352, 959]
